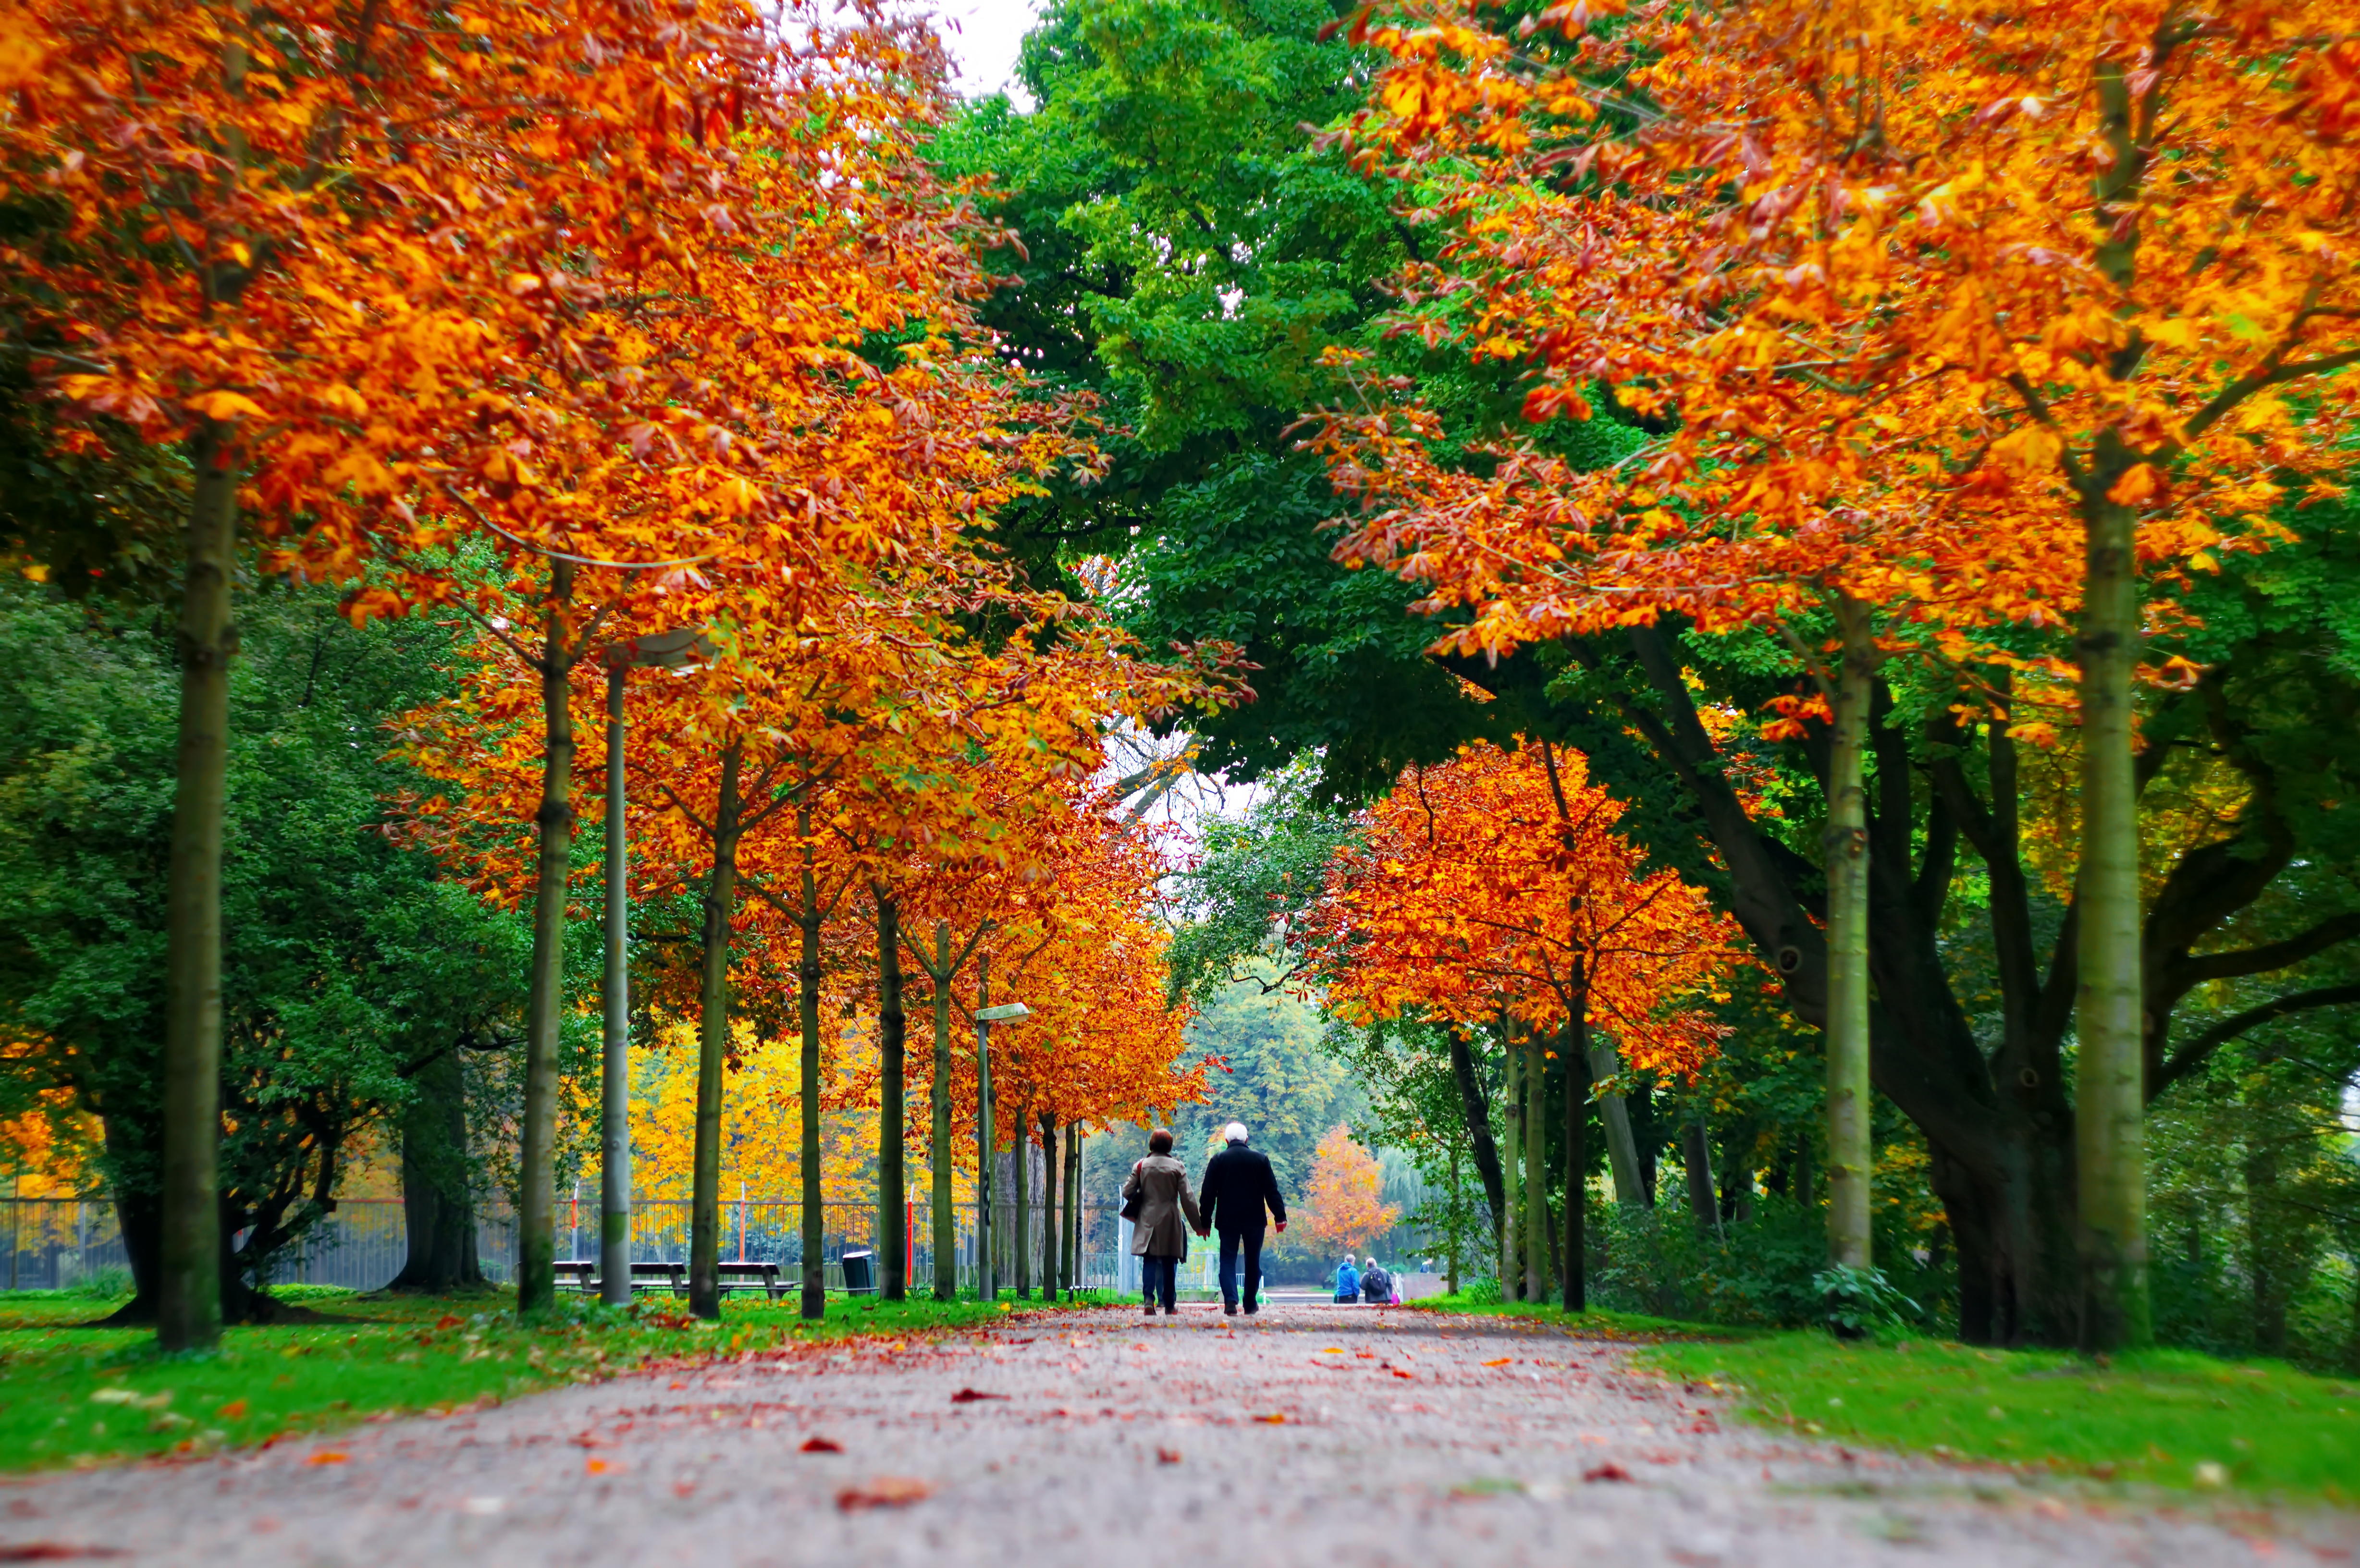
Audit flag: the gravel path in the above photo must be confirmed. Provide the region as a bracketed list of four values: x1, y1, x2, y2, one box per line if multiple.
[0, 1304, 2346, 1566]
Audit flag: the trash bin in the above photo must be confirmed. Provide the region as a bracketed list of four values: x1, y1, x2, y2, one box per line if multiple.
[840, 1249, 875, 1295]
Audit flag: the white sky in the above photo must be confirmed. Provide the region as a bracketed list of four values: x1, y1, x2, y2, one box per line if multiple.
[933, 0, 1045, 101]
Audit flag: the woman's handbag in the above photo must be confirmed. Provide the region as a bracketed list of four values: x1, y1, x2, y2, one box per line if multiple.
[1119, 1160, 1143, 1222]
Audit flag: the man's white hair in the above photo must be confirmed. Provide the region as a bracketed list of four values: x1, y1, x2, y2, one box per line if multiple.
[1223, 1122, 1249, 1144]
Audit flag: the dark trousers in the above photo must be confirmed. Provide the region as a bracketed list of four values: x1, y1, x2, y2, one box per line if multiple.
[1141, 1254, 1179, 1311]
[1217, 1227, 1264, 1311]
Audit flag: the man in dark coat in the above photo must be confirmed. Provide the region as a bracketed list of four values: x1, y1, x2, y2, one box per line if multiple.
[1194, 1122, 1287, 1315]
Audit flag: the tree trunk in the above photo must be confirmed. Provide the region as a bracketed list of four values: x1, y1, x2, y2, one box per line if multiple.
[1038, 1109, 1059, 1301]
[1445, 1027, 1507, 1264]
[1824, 593, 1876, 1272]
[930, 923, 958, 1300]
[1013, 1100, 1031, 1298]
[599, 661, 634, 1307]
[2075, 442, 2151, 1350]
[796, 811, 825, 1320]
[688, 740, 742, 1321]
[1501, 1021, 1522, 1296]
[1587, 1042, 1648, 1206]
[1063, 1122, 1081, 1296]
[1523, 1024, 1547, 1303]
[975, 954, 996, 1300]
[517, 559, 577, 1317]
[876, 892, 907, 1303]
[389, 1050, 483, 1292]
[1562, 1004, 1588, 1312]
[1683, 1122, 1721, 1240]
[157, 418, 238, 1353]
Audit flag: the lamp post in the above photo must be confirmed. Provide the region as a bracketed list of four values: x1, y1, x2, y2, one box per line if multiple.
[599, 627, 706, 1307]
[973, 974, 1030, 1301]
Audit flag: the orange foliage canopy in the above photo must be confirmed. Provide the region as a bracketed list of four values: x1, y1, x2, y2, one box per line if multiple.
[1, 0, 1017, 602]
[1315, 0, 2360, 673]
[1316, 741, 1743, 1078]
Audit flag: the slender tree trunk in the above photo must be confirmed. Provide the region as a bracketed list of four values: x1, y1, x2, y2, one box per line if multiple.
[157, 419, 239, 1353]
[1684, 1123, 1722, 1240]
[1013, 1101, 1031, 1298]
[975, 954, 996, 1299]
[517, 559, 577, 1318]
[927, 925, 956, 1299]
[876, 892, 907, 1303]
[1824, 592, 1877, 1272]
[1501, 1019, 1522, 1295]
[2075, 447, 2151, 1350]
[1446, 1027, 1507, 1265]
[1038, 1110, 1059, 1300]
[1063, 1124, 1081, 1297]
[688, 741, 742, 1321]
[600, 661, 633, 1307]
[1563, 994, 1589, 1312]
[1587, 1042, 1648, 1207]
[1524, 1025, 1547, 1304]
[797, 811, 826, 1320]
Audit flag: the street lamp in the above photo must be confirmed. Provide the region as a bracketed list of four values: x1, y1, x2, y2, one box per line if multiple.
[971, 974, 1030, 1301]
[598, 627, 707, 1307]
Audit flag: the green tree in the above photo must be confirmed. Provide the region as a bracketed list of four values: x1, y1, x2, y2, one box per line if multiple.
[0, 579, 529, 1320]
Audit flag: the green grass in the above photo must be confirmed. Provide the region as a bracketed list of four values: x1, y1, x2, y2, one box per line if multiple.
[1408, 1292, 2360, 1502]
[1402, 1291, 1754, 1342]
[1639, 1334, 2360, 1502]
[0, 1288, 1065, 1472]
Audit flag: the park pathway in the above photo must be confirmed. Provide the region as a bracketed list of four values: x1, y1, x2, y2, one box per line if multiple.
[0, 1305, 2343, 1566]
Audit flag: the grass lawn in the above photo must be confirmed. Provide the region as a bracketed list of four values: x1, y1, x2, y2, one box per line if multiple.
[1407, 1293, 2360, 1503]
[0, 1286, 1071, 1473]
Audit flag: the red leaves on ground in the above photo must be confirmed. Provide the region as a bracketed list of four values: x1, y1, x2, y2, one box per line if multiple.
[1583, 1463, 1634, 1483]
[1156, 1448, 1182, 1465]
[836, 1477, 931, 1512]
[0, 1548, 125, 1562]
[948, 1389, 1007, 1404]
[799, 1436, 844, 1452]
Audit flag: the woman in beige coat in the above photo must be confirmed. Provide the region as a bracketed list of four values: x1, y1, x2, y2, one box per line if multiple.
[1122, 1128, 1202, 1316]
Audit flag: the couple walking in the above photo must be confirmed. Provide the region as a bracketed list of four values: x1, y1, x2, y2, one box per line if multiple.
[1121, 1121, 1287, 1316]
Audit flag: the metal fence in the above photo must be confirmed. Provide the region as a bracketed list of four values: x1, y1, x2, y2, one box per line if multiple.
[3, 1194, 1133, 1296]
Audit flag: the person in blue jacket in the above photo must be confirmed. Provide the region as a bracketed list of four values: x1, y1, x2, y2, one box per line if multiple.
[1333, 1254, 1361, 1303]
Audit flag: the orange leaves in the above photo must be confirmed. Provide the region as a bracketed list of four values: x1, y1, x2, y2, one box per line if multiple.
[1313, 0, 2360, 682]
[1301, 1125, 1400, 1256]
[1317, 740, 1741, 1077]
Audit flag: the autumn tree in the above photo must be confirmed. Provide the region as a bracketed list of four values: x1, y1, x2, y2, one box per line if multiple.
[1316, 739, 1741, 1302]
[1302, 1125, 1400, 1260]
[1321, 0, 2360, 1348]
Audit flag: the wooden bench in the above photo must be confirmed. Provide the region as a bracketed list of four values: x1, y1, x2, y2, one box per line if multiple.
[718, 1261, 787, 1299]
[554, 1260, 780, 1298]
[630, 1261, 688, 1297]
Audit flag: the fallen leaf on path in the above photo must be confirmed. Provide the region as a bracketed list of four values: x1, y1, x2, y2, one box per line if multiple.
[1481, 1358, 1513, 1367]
[1583, 1463, 1634, 1483]
[799, 1437, 843, 1453]
[0, 1547, 125, 1562]
[1156, 1449, 1182, 1465]
[585, 1458, 616, 1476]
[1389, 1369, 1415, 1380]
[305, 1452, 349, 1467]
[949, 1389, 1007, 1403]
[1254, 1413, 1287, 1424]
[836, 1477, 931, 1512]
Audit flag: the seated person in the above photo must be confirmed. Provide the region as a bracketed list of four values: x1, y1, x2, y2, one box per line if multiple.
[1360, 1256, 1394, 1305]
[1333, 1254, 1361, 1303]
